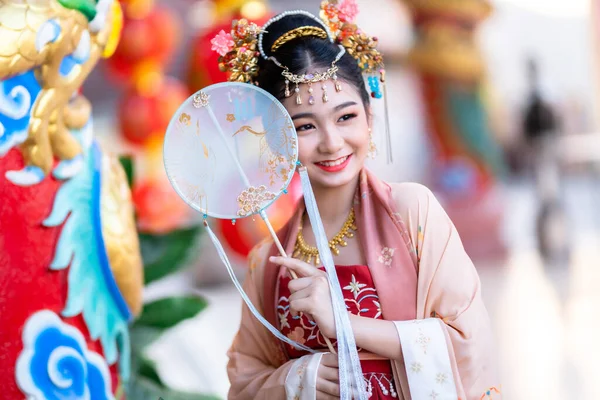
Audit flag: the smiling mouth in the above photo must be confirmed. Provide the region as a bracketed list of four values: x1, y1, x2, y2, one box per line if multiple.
[315, 155, 351, 167]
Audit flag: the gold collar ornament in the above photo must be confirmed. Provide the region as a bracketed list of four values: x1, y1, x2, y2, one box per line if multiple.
[293, 208, 357, 265]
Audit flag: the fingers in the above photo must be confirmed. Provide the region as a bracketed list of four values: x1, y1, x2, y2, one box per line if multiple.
[316, 392, 340, 400]
[288, 277, 313, 293]
[288, 286, 311, 317]
[270, 256, 325, 277]
[288, 286, 312, 303]
[316, 378, 341, 398]
[320, 353, 339, 368]
[289, 297, 313, 318]
[317, 364, 339, 382]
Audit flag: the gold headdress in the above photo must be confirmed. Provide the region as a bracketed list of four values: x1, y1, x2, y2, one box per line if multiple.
[211, 1, 393, 162]
[212, 19, 262, 83]
[271, 26, 329, 53]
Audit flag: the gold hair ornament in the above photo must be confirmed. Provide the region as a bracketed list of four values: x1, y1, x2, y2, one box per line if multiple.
[211, 3, 393, 162]
[215, 19, 263, 83]
[271, 26, 329, 53]
[269, 46, 345, 105]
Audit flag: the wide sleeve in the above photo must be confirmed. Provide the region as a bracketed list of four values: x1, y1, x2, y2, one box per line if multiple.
[226, 239, 290, 399]
[227, 240, 325, 400]
[391, 183, 501, 400]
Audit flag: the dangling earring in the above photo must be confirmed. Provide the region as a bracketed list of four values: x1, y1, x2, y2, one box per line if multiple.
[368, 128, 377, 159]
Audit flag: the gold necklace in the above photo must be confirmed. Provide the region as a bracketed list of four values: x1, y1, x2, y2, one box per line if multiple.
[293, 208, 357, 265]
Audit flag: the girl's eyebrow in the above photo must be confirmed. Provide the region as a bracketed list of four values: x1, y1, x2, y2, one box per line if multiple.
[291, 101, 357, 120]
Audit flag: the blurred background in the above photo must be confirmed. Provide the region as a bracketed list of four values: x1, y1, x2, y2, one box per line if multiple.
[85, 0, 600, 398]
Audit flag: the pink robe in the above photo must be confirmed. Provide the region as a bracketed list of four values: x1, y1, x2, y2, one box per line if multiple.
[226, 169, 500, 399]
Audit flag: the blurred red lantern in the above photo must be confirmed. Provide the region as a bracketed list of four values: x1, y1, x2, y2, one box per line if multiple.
[218, 173, 302, 258]
[119, 0, 154, 19]
[119, 76, 189, 145]
[132, 177, 190, 234]
[106, 6, 181, 82]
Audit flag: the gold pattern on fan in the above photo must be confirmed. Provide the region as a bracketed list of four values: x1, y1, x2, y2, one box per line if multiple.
[293, 208, 357, 265]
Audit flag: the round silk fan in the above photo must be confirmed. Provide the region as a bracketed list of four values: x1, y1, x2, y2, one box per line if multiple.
[164, 82, 297, 222]
[163, 82, 367, 400]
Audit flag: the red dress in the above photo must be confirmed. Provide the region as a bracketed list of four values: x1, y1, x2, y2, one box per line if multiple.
[277, 265, 398, 399]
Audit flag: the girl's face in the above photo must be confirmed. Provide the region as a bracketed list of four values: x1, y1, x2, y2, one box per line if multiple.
[282, 79, 371, 190]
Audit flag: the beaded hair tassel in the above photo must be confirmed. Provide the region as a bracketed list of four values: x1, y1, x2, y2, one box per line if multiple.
[268, 47, 346, 106]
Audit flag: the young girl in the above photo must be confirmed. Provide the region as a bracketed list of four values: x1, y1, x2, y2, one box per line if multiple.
[221, 7, 500, 400]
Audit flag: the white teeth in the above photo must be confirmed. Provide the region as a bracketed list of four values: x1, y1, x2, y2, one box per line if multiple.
[318, 156, 348, 167]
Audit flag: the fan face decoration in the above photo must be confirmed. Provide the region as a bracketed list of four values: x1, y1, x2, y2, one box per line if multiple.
[163, 82, 298, 220]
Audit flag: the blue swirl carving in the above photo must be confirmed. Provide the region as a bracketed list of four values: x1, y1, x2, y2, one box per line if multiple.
[15, 310, 114, 400]
[43, 139, 131, 380]
[0, 71, 40, 156]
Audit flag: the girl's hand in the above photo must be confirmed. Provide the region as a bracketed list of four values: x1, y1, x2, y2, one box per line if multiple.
[316, 353, 340, 399]
[270, 256, 336, 338]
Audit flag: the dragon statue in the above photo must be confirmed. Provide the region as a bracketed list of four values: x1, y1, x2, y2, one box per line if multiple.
[0, 0, 143, 398]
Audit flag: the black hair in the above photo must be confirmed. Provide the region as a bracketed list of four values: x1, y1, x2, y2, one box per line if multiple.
[256, 13, 370, 108]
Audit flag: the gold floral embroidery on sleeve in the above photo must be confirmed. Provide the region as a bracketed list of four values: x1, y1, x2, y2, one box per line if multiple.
[415, 327, 431, 355]
[248, 237, 273, 272]
[292, 356, 310, 398]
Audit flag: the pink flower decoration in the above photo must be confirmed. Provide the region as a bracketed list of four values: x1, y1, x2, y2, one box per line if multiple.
[211, 30, 234, 56]
[338, 0, 359, 22]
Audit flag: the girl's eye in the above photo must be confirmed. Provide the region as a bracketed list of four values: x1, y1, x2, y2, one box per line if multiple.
[338, 113, 357, 122]
[296, 123, 315, 132]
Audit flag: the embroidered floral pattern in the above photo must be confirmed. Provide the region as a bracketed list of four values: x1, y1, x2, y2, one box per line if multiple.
[279, 265, 397, 399]
[430, 390, 439, 399]
[411, 361, 423, 373]
[343, 274, 367, 299]
[377, 247, 395, 266]
[278, 310, 290, 329]
[373, 300, 382, 319]
[247, 238, 271, 272]
[278, 266, 382, 353]
[287, 326, 306, 344]
[289, 356, 310, 399]
[436, 372, 448, 385]
[416, 328, 431, 354]
[391, 211, 418, 267]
